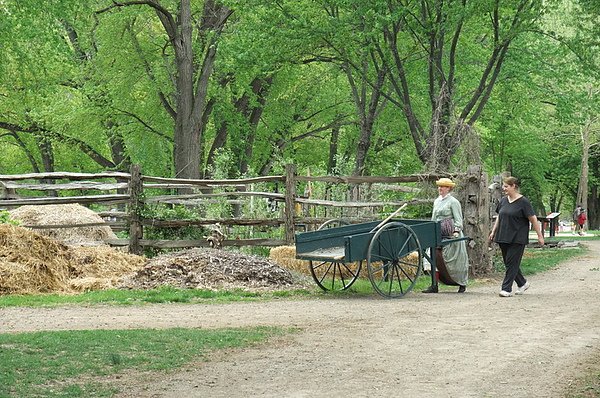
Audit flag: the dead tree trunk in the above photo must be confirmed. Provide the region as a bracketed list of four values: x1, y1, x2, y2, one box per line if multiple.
[458, 165, 493, 275]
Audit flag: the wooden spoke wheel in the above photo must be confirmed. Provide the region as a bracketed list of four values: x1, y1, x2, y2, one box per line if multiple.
[366, 222, 423, 298]
[309, 219, 362, 292]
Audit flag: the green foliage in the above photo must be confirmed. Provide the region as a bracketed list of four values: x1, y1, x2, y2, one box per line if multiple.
[0, 211, 19, 225]
[0, 0, 599, 230]
[140, 204, 207, 242]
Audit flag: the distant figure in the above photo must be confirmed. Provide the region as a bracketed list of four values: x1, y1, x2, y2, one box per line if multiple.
[577, 209, 587, 236]
[573, 204, 583, 235]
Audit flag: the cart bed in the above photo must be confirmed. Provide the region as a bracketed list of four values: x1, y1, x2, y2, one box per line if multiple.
[299, 246, 346, 261]
[295, 218, 440, 263]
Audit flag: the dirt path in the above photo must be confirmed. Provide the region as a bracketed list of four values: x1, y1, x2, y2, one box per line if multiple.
[2, 241, 600, 397]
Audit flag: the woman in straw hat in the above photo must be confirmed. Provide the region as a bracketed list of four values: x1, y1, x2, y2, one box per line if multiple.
[422, 177, 469, 293]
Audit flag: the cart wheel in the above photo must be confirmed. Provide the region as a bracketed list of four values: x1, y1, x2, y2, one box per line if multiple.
[367, 221, 422, 298]
[309, 219, 362, 292]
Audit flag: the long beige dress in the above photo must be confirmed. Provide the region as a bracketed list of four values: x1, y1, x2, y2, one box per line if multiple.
[431, 194, 469, 286]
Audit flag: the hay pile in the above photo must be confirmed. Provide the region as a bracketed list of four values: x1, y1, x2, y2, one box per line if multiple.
[9, 204, 117, 245]
[119, 248, 297, 291]
[269, 245, 311, 275]
[0, 224, 144, 294]
[68, 246, 145, 291]
[0, 224, 73, 294]
[1, 204, 311, 295]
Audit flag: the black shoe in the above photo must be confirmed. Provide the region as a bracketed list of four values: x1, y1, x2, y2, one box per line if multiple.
[422, 285, 438, 293]
[457, 285, 466, 293]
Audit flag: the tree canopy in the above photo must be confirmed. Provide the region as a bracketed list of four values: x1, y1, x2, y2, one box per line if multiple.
[1, 0, 599, 226]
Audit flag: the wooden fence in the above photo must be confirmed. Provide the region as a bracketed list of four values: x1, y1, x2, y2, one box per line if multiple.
[0, 164, 445, 246]
[0, 164, 493, 273]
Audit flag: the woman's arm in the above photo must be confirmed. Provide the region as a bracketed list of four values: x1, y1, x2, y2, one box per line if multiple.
[450, 199, 463, 237]
[528, 215, 545, 245]
[489, 216, 499, 242]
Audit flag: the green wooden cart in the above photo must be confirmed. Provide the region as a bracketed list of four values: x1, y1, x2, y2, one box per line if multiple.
[295, 218, 466, 299]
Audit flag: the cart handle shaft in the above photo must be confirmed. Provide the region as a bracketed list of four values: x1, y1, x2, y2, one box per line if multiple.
[370, 203, 408, 233]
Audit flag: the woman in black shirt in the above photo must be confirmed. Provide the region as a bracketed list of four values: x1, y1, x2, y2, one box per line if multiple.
[489, 177, 544, 297]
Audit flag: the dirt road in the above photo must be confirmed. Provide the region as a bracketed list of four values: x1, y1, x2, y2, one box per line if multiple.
[1, 241, 599, 397]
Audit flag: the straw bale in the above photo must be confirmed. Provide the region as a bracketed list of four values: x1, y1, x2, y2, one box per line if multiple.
[269, 246, 311, 275]
[270, 245, 366, 279]
[403, 252, 420, 278]
[9, 204, 117, 245]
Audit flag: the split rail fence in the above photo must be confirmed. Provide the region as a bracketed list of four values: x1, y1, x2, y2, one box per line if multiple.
[1, 164, 485, 260]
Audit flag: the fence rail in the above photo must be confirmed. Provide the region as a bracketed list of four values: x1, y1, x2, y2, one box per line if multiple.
[1, 164, 460, 255]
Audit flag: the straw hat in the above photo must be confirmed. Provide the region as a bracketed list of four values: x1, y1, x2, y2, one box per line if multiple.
[435, 178, 456, 187]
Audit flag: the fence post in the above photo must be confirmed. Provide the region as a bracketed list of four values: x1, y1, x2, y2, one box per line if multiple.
[128, 164, 143, 255]
[284, 163, 297, 244]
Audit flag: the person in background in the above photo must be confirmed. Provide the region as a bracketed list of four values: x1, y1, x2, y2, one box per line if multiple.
[422, 177, 469, 293]
[573, 204, 583, 235]
[489, 176, 544, 297]
[577, 208, 587, 236]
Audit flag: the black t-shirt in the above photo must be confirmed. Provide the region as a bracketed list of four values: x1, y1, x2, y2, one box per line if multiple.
[494, 196, 535, 245]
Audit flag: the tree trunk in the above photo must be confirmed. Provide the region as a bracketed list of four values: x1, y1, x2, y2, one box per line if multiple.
[576, 117, 592, 218]
[458, 165, 493, 275]
[36, 135, 58, 197]
[240, 76, 272, 175]
[589, 185, 599, 230]
[327, 126, 339, 174]
[344, 62, 386, 177]
[149, 0, 231, 180]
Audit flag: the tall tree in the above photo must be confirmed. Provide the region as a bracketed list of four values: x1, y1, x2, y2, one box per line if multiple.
[372, 0, 545, 171]
[96, 0, 233, 179]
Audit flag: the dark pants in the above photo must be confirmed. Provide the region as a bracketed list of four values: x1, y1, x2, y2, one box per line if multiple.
[498, 242, 527, 292]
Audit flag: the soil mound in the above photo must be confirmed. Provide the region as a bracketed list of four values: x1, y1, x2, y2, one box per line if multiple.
[119, 248, 297, 291]
[9, 204, 117, 245]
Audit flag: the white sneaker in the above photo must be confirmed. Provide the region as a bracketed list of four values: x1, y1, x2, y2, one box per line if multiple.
[515, 281, 530, 295]
[499, 290, 513, 297]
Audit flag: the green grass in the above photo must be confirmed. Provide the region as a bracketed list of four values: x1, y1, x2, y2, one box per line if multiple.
[565, 370, 600, 398]
[520, 246, 587, 275]
[0, 326, 292, 398]
[492, 234, 598, 276]
[0, 286, 314, 308]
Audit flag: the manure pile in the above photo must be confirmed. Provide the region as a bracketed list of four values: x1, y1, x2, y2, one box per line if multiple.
[119, 248, 297, 291]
